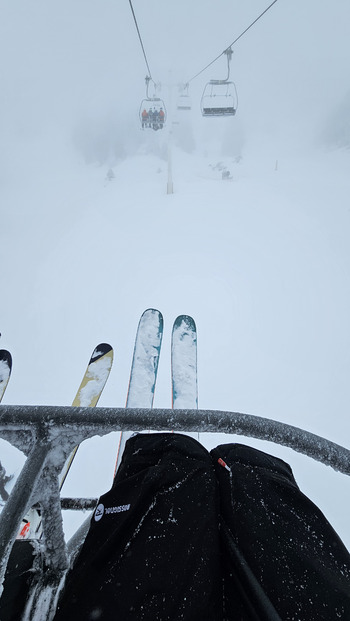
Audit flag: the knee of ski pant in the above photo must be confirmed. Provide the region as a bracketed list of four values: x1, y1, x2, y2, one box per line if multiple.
[210, 442, 298, 488]
[115, 431, 213, 484]
[53, 433, 224, 621]
[210, 444, 350, 620]
[93, 432, 220, 542]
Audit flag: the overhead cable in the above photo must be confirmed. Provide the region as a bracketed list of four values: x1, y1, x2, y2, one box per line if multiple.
[128, 0, 153, 81]
[188, 0, 279, 83]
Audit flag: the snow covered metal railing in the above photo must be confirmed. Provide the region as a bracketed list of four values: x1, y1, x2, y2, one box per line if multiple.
[0, 403, 350, 604]
[1, 404, 350, 471]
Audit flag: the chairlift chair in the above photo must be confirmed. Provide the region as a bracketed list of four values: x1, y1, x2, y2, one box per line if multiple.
[139, 98, 167, 131]
[176, 84, 192, 111]
[139, 76, 167, 130]
[200, 47, 238, 118]
[200, 80, 237, 117]
[177, 95, 192, 111]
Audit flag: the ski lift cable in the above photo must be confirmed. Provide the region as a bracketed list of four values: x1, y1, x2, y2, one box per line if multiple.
[187, 0, 279, 84]
[128, 0, 154, 82]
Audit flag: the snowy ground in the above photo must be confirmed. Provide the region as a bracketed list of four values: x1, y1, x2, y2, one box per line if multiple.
[1, 120, 350, 547]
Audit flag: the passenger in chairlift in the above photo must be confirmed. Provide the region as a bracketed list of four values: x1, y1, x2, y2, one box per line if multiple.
[141, 109, 148, 128]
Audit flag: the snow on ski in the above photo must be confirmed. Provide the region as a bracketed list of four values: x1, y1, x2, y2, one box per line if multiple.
[0, 350, 12, 404]
[17, 343, 114, 540]
[171, 315, 198, 409]
[114, 308, 163, 475]
[171, 315, 198, 440]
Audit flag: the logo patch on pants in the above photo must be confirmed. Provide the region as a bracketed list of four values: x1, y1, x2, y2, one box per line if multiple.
[94, 503, 130, 522]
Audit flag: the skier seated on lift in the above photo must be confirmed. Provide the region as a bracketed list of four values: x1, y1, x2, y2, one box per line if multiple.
[52, 433, 350, 621]
[150, 107, 159, 130]
[159, 107, 165, 128]
[141, 108, 149, 128]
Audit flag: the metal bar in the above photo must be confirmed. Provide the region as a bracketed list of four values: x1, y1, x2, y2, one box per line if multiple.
[33, 498, 98, 511]
[0, 405, 349, 475]
[39, 466, 68, 573]
[0, 440, 50, 591]
[60, 498, 97, 511]
[67, 513, 92, 566]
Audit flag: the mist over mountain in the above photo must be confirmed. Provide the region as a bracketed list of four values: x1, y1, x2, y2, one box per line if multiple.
[1, 0, 349, 164]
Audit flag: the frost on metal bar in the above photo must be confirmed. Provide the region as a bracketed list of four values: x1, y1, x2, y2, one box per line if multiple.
[0, 404, 349, 619]
[1, 404, 349, 472]
[60, 498, 98, 511]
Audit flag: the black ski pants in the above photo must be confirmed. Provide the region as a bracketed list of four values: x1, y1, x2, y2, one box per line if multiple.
[53, 433, 350, 621]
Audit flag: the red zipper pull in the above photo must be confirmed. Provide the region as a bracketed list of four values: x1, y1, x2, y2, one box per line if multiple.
[218, 457, 231, 472]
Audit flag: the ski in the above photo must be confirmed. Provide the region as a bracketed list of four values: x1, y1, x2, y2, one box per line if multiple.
[59, 342, 114, 490]
[0, 349, 14, 506]
[17, 343, 114, 540]
[171, 315, 198, 438]
[0, 462, 13, 503]
[0, 350, 12, 404]
[114, 309, 163, 475]
[171, 315, 198, 409]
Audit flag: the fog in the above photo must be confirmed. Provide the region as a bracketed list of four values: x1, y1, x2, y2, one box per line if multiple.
[1, 1, 350, 547]
[1, 0, 349, 166]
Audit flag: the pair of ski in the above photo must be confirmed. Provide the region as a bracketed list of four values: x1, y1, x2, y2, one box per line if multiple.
[12, 309, 197, 539]
[114, 309, 198, 473]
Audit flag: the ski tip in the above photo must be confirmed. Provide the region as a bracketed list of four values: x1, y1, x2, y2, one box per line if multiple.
[139, 309, 164, 328]
[172, 315, 196, 332]
[90, 344, 113, 363]
[141, 308, 163, 317]
[0, 349, 12, 371]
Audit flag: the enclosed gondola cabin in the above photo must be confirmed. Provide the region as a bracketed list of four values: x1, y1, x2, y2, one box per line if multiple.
[201, 80, 237, 117]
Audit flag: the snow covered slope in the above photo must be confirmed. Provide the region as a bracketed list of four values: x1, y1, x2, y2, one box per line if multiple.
[1, 139, 350, 547]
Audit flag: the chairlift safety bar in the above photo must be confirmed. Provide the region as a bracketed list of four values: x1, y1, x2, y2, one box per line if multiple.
[0, 404, 349, 594]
